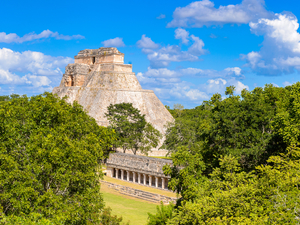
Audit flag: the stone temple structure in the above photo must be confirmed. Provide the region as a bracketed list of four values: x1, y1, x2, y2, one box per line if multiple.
[106, 153, 172, 190]
[52, 47, 174, 156]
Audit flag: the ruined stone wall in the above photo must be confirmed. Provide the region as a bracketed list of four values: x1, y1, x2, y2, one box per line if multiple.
[106, 153, 172, 177]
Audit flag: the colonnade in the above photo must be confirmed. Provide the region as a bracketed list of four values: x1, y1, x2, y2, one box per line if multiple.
[112, 168, 168, 190]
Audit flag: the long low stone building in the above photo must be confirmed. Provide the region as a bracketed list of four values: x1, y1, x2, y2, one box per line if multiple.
[106, 153, 172, 190]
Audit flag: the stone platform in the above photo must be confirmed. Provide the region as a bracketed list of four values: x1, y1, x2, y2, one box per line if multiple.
[101, 180, 177, 204]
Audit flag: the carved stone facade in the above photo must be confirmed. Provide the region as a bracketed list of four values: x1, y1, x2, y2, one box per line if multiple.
[106, 153, 172, 190]
[52, 47, 174, 156]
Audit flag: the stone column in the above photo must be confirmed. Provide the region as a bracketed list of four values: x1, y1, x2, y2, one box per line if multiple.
[121, 170, 124, 180]
[149, 175, 152, 187]
[143, 174, 146, 185]
[138, 173, 141, 184]
[127, 171, 130, 181]
[116, 168, 119, 179]
[132, 172, 136, 183]
[155, 176, 158, 188]
[162, 178, 165, 189]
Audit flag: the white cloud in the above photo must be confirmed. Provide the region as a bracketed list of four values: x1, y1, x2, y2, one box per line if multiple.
[188, 35, 206, 55]
[137, 35, 159, 49]
[136, 72, 157, 84]
[175, 28, 190, 44]
[234, 80, 249, 93]
[283, 81, 293, 86]
[144, 67, 181, 78]
[137, 66, 246, 105]
[137, 67, 244, 84]
[185, 89, 208, 100]
[0, 30, 84, 43]
[0, 69, 51, 87]
[202, 78, 249, 94]
[224, 67, 242, 76]
[0, 69, 26, 85]
[0, 48, 72, 91]
[157, 14, 166, 19]
[168, 0, 271, 28]
[180, 66, 244, 78]
[25, 75, 52, 87]
[102, 37, 125, 47]
[243, 13, 300, 75]
[138, 31, 207, 68]
[146, 45, 199, 67]
[0, 48, 73, 76]
[162, 82, 209, 101]
[271, 82, 279, 87]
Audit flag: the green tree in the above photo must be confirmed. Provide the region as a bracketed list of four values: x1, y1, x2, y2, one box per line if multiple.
[154, 82, 300, 224]
[147, 202, 175, 225]
[0, 93, 116, 224]
[164, 84, 286, 172]
[105, 103, 161, 155]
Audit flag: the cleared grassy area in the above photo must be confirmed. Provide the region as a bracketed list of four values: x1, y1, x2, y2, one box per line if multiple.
[103, 176, 178, 198]
[101, 182, 158, 225]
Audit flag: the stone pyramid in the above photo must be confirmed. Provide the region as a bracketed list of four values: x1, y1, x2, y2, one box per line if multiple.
[52, 47, 174, 156]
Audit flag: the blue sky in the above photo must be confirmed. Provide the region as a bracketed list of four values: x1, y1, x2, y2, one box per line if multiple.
[1, 0, 300, 108]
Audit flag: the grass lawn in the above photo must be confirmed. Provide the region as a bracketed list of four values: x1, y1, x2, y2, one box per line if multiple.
[101, 183, 158, 225]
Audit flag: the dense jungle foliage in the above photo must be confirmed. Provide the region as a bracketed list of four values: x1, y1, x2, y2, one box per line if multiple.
[148, 83, 300, 224]
[0, 93, 125, 224]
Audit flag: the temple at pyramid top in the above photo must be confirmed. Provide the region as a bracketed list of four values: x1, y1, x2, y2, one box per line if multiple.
[74, 47, 125, 64]
[53, 47, 174, 156]
[60, 47, 140, 89]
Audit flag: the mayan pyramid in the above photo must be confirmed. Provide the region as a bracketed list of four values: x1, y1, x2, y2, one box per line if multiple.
[52, 47, 174, 156]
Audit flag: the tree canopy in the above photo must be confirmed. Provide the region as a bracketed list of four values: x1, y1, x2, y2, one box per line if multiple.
[105, 103, 161, 155]
[148, 82, 300, 224]
[0, 93, 117, 224]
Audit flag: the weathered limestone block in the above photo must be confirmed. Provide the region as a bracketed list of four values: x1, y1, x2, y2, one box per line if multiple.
[52, 47, 174, 156]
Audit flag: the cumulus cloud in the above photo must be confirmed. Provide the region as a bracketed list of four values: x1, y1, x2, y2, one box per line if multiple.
[102, 37, 125, 47]
[146, 45, 200, 67]
[167, 0, 271, 27]
[243, 13, 300, 75]
[0, 69, 26, 85]
[188, 35, 206, 55]
[0, 30, 84, 43]
[0, 48, 72, 90]
[138, 29, 207, 67]
[180, 66, 244, 78]
[25, 75, 52, 87]
[154, 82, 209, 102]
[137, 35, 159, 49]
[137, 67, 244, 84]
[0, 69, 51, 87]
[201, 78, 249, 94]
[0, 48, 73, 76]
[175, 28, 190, 44]
[137, 66, 246, 105]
